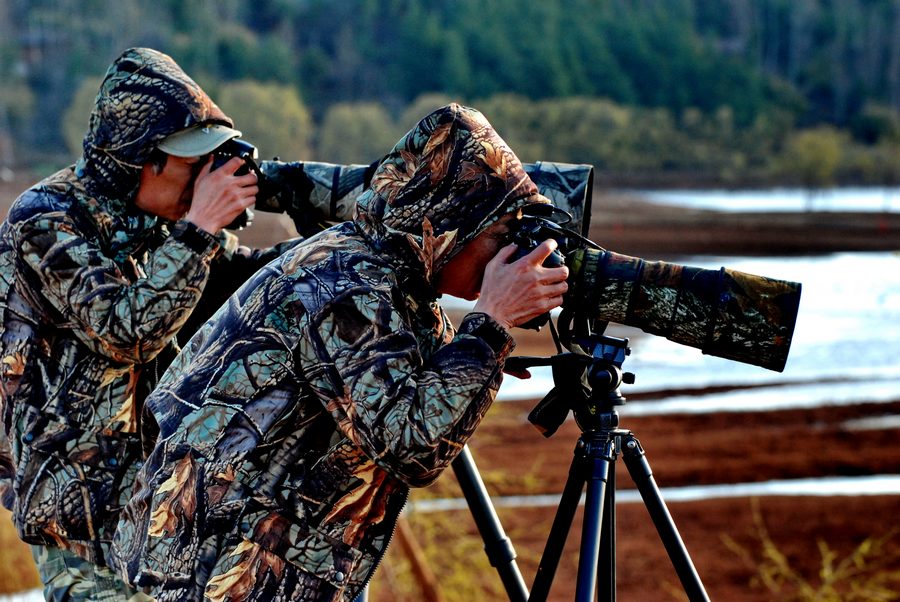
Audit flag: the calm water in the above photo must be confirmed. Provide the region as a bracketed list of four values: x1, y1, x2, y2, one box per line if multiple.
[639, 186, 900, 212]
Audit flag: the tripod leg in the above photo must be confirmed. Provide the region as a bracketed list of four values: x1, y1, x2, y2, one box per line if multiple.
[452, 446, 529, 602]
[598, 447, 616, 601]
[574, 438, 614, 602]
[529, 441, 592, 601]
[621, 434, 710, 602]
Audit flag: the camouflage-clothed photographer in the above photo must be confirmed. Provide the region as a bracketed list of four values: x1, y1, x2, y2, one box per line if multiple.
[111, 104, 570, 601]
[0, 47, 347, 600]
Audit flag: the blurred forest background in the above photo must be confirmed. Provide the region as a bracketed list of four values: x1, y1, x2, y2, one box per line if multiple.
[3, 0, 900, 188]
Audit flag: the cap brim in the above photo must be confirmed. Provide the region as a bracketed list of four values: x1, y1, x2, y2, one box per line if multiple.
[157, 124, 242, 157]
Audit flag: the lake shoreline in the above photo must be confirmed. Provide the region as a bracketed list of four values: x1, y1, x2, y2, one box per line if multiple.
[590, 190, 900, 257]
[395, 393, 900, 601]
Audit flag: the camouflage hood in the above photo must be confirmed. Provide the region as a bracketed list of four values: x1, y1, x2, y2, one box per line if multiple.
[355, 104, 549, 285]
[75, 47, 232, 202]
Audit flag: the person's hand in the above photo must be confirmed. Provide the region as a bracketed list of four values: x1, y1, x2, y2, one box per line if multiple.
[185, 156, 258, 233]
[473, 239, 569, 331]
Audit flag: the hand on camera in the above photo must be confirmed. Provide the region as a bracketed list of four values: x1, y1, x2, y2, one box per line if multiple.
[474, 239, 569, 331]
[185, 156, 258, 233]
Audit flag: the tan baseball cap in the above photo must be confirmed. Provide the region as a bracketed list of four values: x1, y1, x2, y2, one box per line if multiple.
[157, 123, 242, 157]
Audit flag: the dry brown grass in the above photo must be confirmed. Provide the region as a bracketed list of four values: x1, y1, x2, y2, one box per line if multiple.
[724, 499, 900, 601]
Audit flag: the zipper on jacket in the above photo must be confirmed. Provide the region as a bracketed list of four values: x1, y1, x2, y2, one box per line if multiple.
[349, 488, 409, 600]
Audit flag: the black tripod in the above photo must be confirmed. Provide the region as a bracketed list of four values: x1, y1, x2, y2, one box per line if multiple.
[451, 334, 710, 601]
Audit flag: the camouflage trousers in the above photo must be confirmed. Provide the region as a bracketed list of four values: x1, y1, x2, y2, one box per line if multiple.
[30, 545, 155, 602]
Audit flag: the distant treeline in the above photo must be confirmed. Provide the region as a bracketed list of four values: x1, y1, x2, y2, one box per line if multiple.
[3, 0, 900, 187]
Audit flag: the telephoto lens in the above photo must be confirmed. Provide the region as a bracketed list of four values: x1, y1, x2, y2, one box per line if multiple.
[566, 248, 802, 372]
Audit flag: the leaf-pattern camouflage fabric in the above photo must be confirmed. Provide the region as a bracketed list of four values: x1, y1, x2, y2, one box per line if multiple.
[0, 151, 222, 566]
[356, 104, 551, 282]
[112, 104, 541, 601]
[0, 47, 306, 569]
[259, 161, 379, 238]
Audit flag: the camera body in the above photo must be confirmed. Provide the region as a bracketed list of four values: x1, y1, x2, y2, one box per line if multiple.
[508, 202, 602, 266]
[210, 139, 280, 229]
[507, 206, 602, 330]
[211, 138, 258, 175]
[508, 216, 569, 269]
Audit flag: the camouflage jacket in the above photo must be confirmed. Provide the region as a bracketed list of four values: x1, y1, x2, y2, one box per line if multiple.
[111, 104, 552, 601]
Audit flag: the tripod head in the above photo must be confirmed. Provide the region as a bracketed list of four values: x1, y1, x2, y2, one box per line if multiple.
[506, 334, 635, 438]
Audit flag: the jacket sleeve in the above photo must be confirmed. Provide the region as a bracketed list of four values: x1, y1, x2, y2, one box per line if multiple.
[16, 213, 219, 365]
[298, 288, 515, 487]
[258, 160, 378, 236]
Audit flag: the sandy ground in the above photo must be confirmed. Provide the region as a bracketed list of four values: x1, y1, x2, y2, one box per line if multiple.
[0, 172, 899, 599]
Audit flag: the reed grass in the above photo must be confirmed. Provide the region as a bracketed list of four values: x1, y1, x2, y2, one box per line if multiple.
[724, 498, 900, 601]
